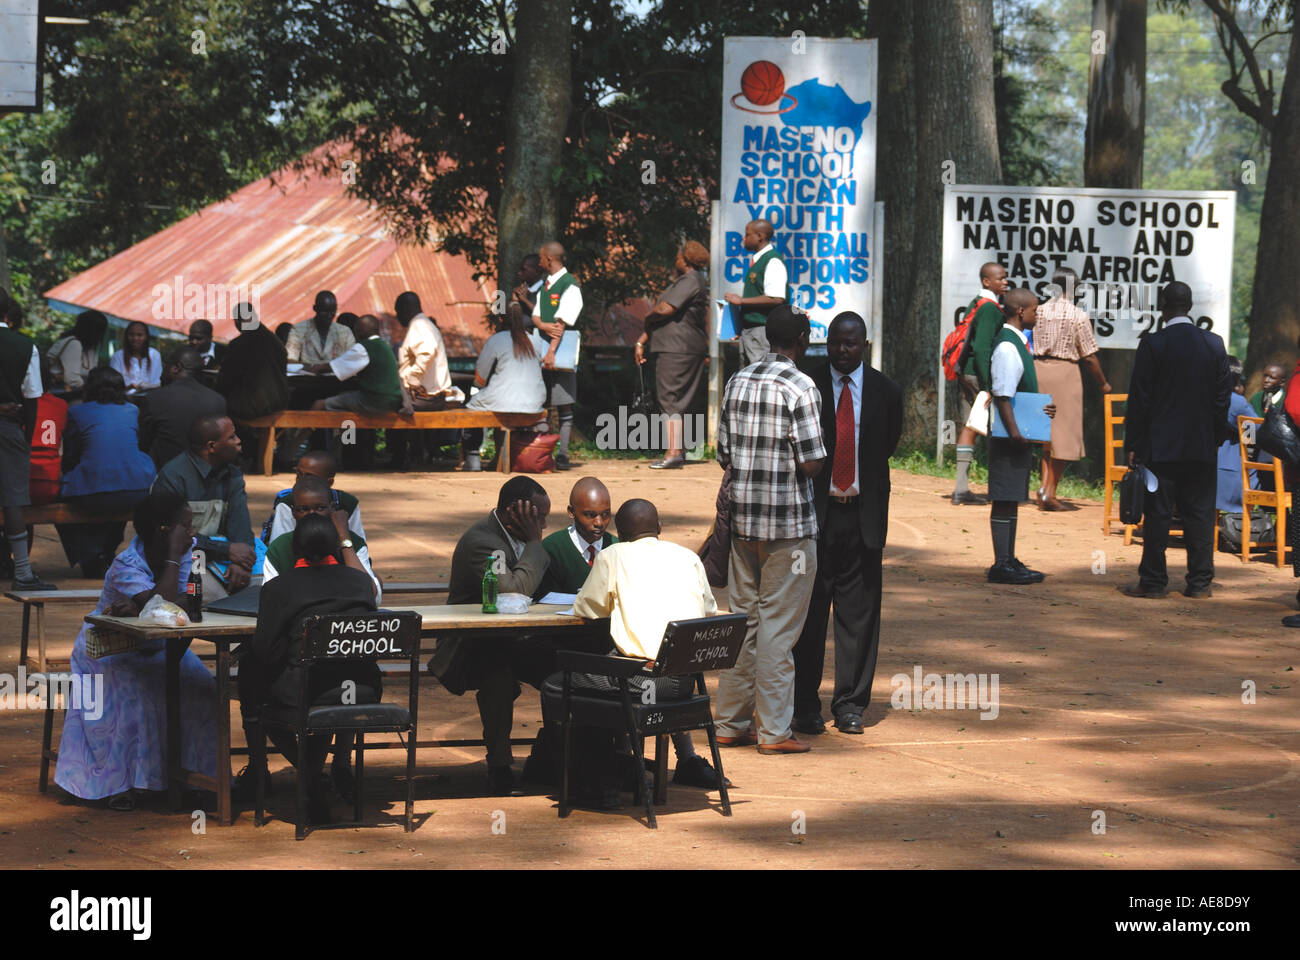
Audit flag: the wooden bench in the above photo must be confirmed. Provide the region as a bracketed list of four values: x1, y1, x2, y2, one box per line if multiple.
[236, 410, 546, 475]
[23, 502, 134, 526]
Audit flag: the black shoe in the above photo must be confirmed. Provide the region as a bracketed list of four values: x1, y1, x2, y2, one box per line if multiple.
[650, 456, 685, 470]
[1009, 558, 1045, 583]
[487, 765, 518, 796]
[1283, 614, 1300, 628]
[231, 764, 273, 802]
[1182, 586, 1213, 599]
[331, 764, 355, 803]
[554, 454, 572, 471]
[987, 560, 1039, 585]
[835, 714, 865, 734]
[792, 713, 826, 735]
[12, 574, 57, 592]
[1118, 582, 1169, 599]
[951, 490, 988, 505]
[672, 755, 731, 788]
[573, 784, 624, 810]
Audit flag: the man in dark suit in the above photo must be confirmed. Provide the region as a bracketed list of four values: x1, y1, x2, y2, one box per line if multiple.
[1122, 281, 1233, 599]
[139, 346, 227, 468]
[429, 476, 557, 795]
[792, 312, 903, 735]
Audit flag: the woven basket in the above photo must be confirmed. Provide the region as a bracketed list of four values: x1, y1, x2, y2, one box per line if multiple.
[85, 626, 140, 660]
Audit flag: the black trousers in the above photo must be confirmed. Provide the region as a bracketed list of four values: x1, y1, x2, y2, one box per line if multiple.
[1139, 460, 1216, 592]
[792, 500, 884, 721]
[473, 636, 560, 768]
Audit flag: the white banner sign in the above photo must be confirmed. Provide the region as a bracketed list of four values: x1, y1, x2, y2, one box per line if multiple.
[941, 184, 1236, 351]
[0, 0, 41, 110]
[720, 37, 877, 343]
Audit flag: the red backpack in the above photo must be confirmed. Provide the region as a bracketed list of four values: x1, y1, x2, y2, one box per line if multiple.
[941, 297, 997, 381]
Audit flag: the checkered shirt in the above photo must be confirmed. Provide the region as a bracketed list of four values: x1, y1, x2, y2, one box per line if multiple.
[717, 354, 826, 541]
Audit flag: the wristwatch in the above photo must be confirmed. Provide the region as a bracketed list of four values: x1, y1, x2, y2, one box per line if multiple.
[340, 538, 354, 551]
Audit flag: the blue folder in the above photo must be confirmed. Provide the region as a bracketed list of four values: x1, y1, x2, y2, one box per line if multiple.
[529, 330, 581, 371]
[990, 392, 1053, 443]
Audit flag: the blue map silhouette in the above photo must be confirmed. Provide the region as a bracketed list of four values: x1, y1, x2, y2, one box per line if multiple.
[780, 79, 872, 145]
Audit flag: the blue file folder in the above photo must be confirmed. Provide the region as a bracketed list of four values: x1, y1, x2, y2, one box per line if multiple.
[990, 392, 1053, 443]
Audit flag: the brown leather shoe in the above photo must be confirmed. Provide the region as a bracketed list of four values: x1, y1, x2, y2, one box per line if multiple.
[1118, 582, 1169, 599]
[716, 730, 758, 747]
[757, 736, 811, 755]
[1182, 586, 1213, 599]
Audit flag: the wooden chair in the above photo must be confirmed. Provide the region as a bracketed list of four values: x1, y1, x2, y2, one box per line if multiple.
[248, 611, 422, 840]
[1237, 415, 1290, 566]
[555, 613, 746, 829]
[1102, 394, 1132, 538]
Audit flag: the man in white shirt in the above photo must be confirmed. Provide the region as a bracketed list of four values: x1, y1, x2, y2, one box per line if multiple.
[395, 291, 465, 410]
[987, 288, 1054, 585]
[532, 242, 584, 470]
[724, 219, 789, 365]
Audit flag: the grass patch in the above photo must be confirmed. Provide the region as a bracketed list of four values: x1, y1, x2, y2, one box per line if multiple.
[890, 447, 1105, 502]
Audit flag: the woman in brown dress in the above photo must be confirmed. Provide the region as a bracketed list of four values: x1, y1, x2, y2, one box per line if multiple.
[1033, 267, 1112, 510]
[635, 241, 711, 469]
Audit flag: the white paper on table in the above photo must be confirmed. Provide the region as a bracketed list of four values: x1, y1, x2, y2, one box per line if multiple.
[1139, 466, 1158, 493]
[538, 592, 577, 605]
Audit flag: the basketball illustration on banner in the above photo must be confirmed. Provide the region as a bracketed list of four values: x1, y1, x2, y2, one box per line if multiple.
[731, 60, 798, 114]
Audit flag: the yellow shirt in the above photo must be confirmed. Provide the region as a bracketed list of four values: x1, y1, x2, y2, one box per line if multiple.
[572, 537, 718, 660]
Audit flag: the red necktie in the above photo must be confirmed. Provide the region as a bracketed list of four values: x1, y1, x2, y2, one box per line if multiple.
[832, 375, 856, 491]
[586, 545, 596, 566]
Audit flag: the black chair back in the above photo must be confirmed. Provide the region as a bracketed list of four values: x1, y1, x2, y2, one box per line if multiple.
[299, 611, 422, 662]
[651, 612, 746, 677]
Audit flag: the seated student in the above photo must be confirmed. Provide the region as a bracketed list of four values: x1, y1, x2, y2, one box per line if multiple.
[262, 449, 365, 545]
[460, 304, 547, 472]
[108, 321, 163, 395]
[215, 303, 289, 434]
[55, 491, 217, 809]
[29, 354, 68, 506]
[533, 481, 724, 788]
[1217, 360, 1259, 513]
[47, 310, 107, 401]
[236, 514, 381, 824]
[539, 499, 722, 808]
[57, 367, 157, 579]
[430, 476, 555, 795]
[151, 414, 255, 599]
[139, 346, 227, 468]
[262, 473, 380, 599]
[1250, 362, 1287, 416]
[308, 313, 402, 415]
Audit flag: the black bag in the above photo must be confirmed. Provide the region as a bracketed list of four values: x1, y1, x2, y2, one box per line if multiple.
[630, 362, 655, 419]
[1218, 510, 1276, 554]
[1119, 468, 1144, 525]
[1256, 401, 1300, 464]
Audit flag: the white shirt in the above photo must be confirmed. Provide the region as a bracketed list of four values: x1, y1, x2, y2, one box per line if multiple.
[0, 321, 42, 398]
[991, 325, 1030, 398]
[568, 524, 605, 563]
[198, 343, 216, 365]
[751, 243, 789, 298]
[829, 362, 863, 497]
[266, 501, 366, 545]
[531, 267, 584, 327]
[1165, 315, 1193, 327]
[572, 537, 719, 661]
[398, 314, 463, 402]
[109, 347, 163, 392]
[329, 336, 382, 380]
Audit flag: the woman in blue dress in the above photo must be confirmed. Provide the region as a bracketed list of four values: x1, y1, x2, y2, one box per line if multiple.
[55, 490, 217, 809]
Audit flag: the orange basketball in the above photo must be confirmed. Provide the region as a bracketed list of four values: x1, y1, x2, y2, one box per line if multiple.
[741, 60, 785, 107]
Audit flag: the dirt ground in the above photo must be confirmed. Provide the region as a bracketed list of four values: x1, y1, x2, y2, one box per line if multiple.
[1, 459, 1296, 870]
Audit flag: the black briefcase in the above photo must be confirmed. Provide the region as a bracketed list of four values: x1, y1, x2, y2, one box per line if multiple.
[1119, 469, 1144, 525]
[1257, 401, 1300, 464]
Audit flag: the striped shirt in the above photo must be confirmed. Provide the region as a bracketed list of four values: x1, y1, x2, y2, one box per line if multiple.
[717, 354, 825, 541]
[1034, 297, 1099, 362]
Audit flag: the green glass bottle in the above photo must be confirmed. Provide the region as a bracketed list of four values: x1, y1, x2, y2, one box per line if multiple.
[481, 558, 498, 614]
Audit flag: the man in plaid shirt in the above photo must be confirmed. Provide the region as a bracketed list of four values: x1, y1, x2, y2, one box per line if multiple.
[715, 305, 827, 754]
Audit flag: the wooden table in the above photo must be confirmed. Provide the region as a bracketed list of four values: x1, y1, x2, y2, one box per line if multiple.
[6, 589, 103, 671]
[83, 604, 599, 826]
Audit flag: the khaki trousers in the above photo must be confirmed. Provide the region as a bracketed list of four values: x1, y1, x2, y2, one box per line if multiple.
[715, 534, 817, 744]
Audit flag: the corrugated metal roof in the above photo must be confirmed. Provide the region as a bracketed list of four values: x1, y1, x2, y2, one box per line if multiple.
[44, 143, 649, 356]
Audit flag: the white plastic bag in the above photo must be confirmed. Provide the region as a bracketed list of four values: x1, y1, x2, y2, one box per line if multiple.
[139, 593, 190, 627]
[495, 593, 530, 615]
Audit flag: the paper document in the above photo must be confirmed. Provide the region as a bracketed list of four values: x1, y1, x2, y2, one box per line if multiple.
[1139, 465, 1158, 493]
[538, 592, 577, 606]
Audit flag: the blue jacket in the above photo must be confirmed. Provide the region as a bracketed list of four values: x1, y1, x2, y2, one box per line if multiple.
[1216, 392, 1258, 512]
[61, 402, 157, 498]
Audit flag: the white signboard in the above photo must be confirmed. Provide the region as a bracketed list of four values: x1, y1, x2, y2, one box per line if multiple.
[0, 0, 41, 111]
[720, 37, 877, 343]
[941, 184, 1236, 351]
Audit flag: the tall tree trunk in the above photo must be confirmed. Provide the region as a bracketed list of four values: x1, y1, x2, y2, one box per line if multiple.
[0, 220, 11, 296]
[496, 0, 571, 295]
[1084, 0, 1146, 480]
[872, 0, 1002, 450]
[1242, 27, 1300, 378]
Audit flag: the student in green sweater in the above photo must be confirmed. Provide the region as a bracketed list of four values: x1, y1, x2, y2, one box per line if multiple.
[535, 477, 726, 788]
[952, 261, 1010, 506]
[309, 313, 403, 414]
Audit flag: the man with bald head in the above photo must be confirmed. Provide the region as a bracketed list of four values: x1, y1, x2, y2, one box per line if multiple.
[140, 345, 227, 467]
[536, 477, 616, 598]
[310, 313, 402, 415]
[538, 497, 724, 805]
[1121, 280, 1232, 599]
[153, 414, 255, 598]
[951, 261, 1010, 505]
[533, 241, 584, 469]
[725, 218, 789, 365]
